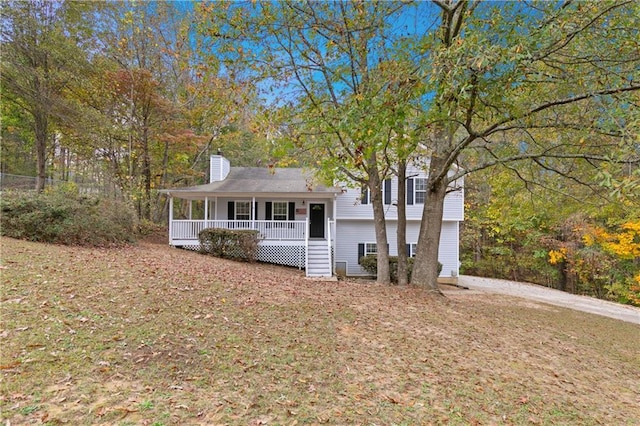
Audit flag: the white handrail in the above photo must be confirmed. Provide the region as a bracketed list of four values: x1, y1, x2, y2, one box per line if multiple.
[170, 219, 307, 241]
[327, 218, 333, 277]
[305, 218, 309, 273]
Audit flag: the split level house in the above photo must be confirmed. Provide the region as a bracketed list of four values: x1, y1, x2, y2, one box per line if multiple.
[161, 154, 464, 282]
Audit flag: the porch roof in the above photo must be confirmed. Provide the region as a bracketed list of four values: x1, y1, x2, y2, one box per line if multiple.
[161, 167, 342, 200]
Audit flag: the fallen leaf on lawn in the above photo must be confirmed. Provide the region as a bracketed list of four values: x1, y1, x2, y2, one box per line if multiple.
[0, 361, 21, 370]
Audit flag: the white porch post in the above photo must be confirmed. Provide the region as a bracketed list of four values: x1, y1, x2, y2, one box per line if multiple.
[204, 196, 209, 223]
[252, 196, 256, 229]
[214, 196, 218, 220]
[188, 200, 193, 220]
[168, 195, 173, 244]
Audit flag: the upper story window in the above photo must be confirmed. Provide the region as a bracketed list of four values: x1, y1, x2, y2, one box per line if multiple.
[235, 201, 250, 220]
[361, 179, 392, 205]
[414, 178, 427, 204]
[360, 186, 370, 205]
[273, 201, 288, 221]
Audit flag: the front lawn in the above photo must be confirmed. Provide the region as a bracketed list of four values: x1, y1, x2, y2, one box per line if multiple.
[1, 237, 639, 425]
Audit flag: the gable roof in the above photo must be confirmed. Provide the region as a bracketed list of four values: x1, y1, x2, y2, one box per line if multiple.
[162, 167, 341, 200]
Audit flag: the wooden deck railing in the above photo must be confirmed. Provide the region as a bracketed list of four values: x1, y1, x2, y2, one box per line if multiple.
[170, 220, 307, 242]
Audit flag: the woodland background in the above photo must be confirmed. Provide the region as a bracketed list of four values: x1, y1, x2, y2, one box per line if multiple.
[1, 1, 638, 304]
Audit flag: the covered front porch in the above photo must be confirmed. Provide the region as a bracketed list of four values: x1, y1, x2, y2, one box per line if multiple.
[164, 194, 337, 277]
[170, 219, 307, 246]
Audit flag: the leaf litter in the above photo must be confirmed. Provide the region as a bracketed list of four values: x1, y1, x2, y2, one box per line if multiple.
[1, 236, 639, 425]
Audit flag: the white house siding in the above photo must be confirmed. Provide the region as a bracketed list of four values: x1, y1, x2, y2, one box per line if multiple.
[208, 198, 333, 223]
[334, 220, 460, 278]
[335, 176, 464, 221]
[437, 221, 459, 278]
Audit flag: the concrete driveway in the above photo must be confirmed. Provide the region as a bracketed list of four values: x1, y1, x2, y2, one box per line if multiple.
[458, 275, 640, 325]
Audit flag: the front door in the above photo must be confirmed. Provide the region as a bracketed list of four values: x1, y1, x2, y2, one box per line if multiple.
[309, 203, 325, 238]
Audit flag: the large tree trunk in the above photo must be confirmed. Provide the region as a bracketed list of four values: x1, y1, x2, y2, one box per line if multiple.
[396, 160, 408, 285]
[142, 123, 152, 220]
[368, 163, 391, 284]
[411, 156, 448, 294]
[34, 106, 48, 192]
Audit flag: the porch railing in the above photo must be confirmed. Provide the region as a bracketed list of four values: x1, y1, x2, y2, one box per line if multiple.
[170, 220, 307, 241]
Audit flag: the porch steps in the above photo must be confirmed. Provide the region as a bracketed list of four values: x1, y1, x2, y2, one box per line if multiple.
[306, 240, 332, 277]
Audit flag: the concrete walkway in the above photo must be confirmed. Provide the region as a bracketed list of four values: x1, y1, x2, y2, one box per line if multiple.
[458, 275, 640, 325]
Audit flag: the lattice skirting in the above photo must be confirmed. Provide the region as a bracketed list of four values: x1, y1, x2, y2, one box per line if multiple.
[176, 243, 306, 269]
[257, 245, 305, 268]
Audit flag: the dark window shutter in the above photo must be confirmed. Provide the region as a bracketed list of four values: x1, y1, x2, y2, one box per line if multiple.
[407, 179, 414, 205]
[361, 185, 369, 205]
[288, 202, 296, 220]
[228, 201, 234, 219]
[384, 179, 391, 205]
[265, 202, 272, 220]
[406, 244, 411, 257]
[254, 202, 258, 220]
[358, 243, 365, 264]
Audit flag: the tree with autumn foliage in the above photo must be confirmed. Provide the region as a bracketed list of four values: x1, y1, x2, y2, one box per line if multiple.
[405, 0, 640, 292]
[546, 217, 640, 306]
[198, 1, 639, 292]
[198, 0, 417, 283]
[0, 0, 100, 191]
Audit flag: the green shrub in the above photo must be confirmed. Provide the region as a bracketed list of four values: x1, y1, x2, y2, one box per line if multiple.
[0, 189, 138, 246]
[359, 255, 443, 284]
[137, 219, 167, 238]
[199, 228, 260, 262]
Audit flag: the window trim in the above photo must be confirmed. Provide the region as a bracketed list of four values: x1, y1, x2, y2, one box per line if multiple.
[414, 178, 427, 204]
[364, 242, 377, 256]
[235, 201, 251, 220]
[272, 201, 288, 221]
[361, 185, 370, 205]
[361, 179, 392, 205]
[358, 242, 377, 264]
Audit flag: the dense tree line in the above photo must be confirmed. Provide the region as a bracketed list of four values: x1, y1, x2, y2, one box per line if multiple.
[1, 1, 270, 220]
[1, 1, 638, 301]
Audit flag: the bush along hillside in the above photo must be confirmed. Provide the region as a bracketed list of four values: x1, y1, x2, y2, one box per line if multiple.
[359, 255, 442, 284]
[0, 185, 138, 247]
[198, 228, 260, 262]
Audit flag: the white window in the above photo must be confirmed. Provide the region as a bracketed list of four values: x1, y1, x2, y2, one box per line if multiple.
[410, 243, 418, 257]
[235, 201, 250, 220]
[361, 185, 370, 205]
[365, 243, 377, 256]
[415, 178, 427, 204]
[273, 201, 288, 221]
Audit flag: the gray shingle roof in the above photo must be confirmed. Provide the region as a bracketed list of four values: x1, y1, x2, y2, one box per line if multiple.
[162, 167, 341, 199]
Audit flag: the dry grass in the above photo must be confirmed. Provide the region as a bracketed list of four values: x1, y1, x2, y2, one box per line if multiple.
[1, 237, 639, 425]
